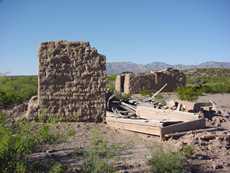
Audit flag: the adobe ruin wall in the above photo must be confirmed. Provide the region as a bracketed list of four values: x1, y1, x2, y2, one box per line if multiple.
[115, 68, 186, 94]
[38, 40, 106, 122]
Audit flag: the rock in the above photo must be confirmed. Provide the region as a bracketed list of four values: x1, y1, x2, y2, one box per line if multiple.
[9, 102, 28, 118]
[25, 96, 38, 120]
[212, 161, 224, 169]
[212, 116, 222, 127]
[199, 134, 216, 142]
[224, 134, 230, 149]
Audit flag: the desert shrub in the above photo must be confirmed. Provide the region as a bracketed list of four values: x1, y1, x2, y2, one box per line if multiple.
[153, 94, 166, 105]
[180, 145, 194, 158]
[154, 94, 163, 100]
[48, 162, 65, 173]
[115, 93, 131, 102]
[36, 109, 63, 123]
[0, 112, 65, 173]
[107, 74, 117, 81]
[202, 83, 230, 93]
[185, 68, 230, 83]
[0, 76, 37, 106]
[140, 89, 152, 96]
[148, 147, 185, 173]
[37, 124, 58, 144]
[82, 128, 120, 173]
[176, 86, 202, 101]
[106, 74, 117, 92]
[66, 127, 76, 138]
[185, 68, 230, 94]
[29, 160, 66, 173]
[148, 144, 194, 173]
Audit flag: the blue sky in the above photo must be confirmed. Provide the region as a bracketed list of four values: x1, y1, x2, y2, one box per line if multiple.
[0, 0, 229, 75]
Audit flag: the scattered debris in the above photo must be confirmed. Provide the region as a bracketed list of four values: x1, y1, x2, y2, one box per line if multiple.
[105, 93, 206, 139]
[106, 83, 230, 143]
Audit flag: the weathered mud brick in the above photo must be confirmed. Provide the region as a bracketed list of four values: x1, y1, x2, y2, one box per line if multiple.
[38, 40, 106, 122]
[115, 68, 186, 94]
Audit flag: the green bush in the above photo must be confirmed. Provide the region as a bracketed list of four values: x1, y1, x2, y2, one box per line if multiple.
[180, 145, 194, 158]
[185, 68, 230, 94]
[176, 86, 202, 101]
[148, 147, 186, 173]
[48, 162, 65, 173]
[107, 74, 117, 81]
[0, 112, 64, 173]
[82, 128, 120, 173]
[148, 144, 193, 173]
[106, 74, 117, 92]
[0, 76, 37, 106]
[202, 83, 230, 93]
[140, 89, 152, 96]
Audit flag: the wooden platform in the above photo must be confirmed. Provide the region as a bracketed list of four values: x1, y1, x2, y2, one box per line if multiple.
[106, 111, 205, 139]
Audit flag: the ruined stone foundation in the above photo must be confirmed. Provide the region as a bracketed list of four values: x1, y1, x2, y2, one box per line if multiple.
[115, 68, 186, 94]
[38, 41, 106, 122]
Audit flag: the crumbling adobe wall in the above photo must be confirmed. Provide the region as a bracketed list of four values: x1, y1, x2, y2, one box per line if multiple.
[38, 41, 106, 122]
[115, 69, 186, 94]
[129, 73, 156, 94]
[153, 68, 186, 91]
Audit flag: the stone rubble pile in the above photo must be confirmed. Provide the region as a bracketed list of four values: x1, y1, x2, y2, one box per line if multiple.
[172, 119, 230, 172]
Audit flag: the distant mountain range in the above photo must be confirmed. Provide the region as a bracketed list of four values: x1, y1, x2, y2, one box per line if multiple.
[107, 61, 230, 74]
[1, 61, 230, 76]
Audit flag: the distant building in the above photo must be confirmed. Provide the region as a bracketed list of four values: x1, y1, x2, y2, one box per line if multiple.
[115, 68, 186, 94]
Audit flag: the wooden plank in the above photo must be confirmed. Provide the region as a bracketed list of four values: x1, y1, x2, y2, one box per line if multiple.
[121, 102, 136, 111]
[152, 83, 167, 98]
[136, 103, 199, 122]
[106, 111, 205, 140]
[106, 115, 162, 136]
[120, 105, 136, 114]
[161, 118, 205, 137]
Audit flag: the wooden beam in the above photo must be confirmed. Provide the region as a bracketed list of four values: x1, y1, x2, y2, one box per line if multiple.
[152, 83, 167, 98]
[161, 118, 205, 137]
[121, 102, 136, 111]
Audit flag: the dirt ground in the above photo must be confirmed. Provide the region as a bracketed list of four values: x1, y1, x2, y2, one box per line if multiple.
[13, 93, 230, 172]
[34, 122, 162, 172]
[36, 121, 230, 173]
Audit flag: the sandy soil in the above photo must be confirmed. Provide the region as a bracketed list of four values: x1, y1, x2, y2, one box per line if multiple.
[13, 93, 230, 172]
[37, 123, 162, 173]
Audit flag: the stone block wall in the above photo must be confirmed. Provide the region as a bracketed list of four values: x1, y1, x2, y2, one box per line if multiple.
[38, 40, 106, 122]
